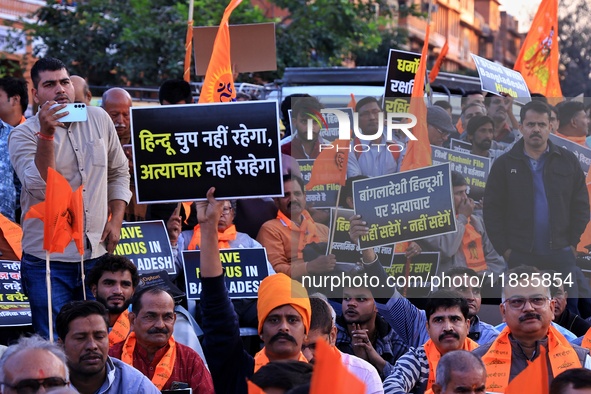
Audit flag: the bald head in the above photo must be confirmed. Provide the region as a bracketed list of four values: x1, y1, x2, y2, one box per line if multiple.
[102, 88, 133, 145]
[432, 350, 486, 394]
[70, 75, 91, 105]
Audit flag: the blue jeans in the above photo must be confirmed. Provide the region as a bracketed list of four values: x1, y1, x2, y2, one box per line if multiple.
[21, 253, 100, 340]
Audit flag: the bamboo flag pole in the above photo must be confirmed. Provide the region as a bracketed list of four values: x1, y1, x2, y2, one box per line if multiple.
[183, 0, 195, 82]
[46, 252, 53, 342]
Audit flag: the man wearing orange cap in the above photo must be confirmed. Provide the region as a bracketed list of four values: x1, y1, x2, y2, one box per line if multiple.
[197, 186, 311, 394]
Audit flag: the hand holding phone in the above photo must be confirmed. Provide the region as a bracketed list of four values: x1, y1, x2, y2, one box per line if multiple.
[50, 103, 88, 122]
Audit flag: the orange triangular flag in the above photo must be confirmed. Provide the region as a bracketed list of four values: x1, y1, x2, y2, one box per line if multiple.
[513, 0, 562, 102]
[197, 0, 242, 103]
[183, 18, 194, 83]
[0, 213, 22, 260]
[182, 201, 192, 225]
[429, 39, 449, 83]
[577, 165, 591, 253]
[38, 168, 84, 254]
[400, 25, 432, 172]
[505, 346, 549, 394]
[310, 339, 365, 394]
[348, 93, 356, 109]
[305, 139, 349, 190]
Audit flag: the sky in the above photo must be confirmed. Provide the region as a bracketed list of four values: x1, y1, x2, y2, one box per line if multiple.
[499, 0, 541, 32]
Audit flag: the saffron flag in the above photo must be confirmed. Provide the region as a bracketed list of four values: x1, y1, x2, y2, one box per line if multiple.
[513, 0, 562, 101]
[400, 25, 432, 171]
[183, 19, 194, 82]
[577, 166, 591, 253]
[505, 346, 549, 394]
[348, 93, 356, 109]
[24, 168, 84, 254]
[0, 213, 22, 260]
[247, 381, 265, 394]
[305, 139, 349, 190]
[310, 339, 365, 394]
[429, 39, 449, 83]
[197, 0, 242, 103]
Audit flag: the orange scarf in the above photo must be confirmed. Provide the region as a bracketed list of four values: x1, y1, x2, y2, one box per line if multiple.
[461, 218, 487, 272]
[424, 337, 479, 391]
[481, 326, 581, 393]
[121, 332, 177, 390]
[188, 224, 237, 250]
[253, 347, 309, 372]
[277, 210, 320, 259]
[108, 309, 130, 347]
[556, 132, 587, 147]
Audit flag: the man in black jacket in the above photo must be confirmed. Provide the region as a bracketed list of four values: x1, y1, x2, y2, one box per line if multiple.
[483, 100, 589, 311]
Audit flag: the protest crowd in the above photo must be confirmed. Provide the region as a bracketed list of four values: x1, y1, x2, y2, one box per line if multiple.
[2, 2, 591, 394]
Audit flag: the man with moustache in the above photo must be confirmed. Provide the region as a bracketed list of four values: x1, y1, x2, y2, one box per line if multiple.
[109, 287, 213, 393]
[484, 100, 589, 311]
[56, 301, 159, 394]
[86, 254, 139, 346]
[101, 88, 132, 145]
[484, 93, 520, 149]
[556, 101, 591, 148]
[257, 174, 334, 280]
[382, 291, 478, 394]
[347, 96, 403, 178]
[473, 266, 591, 392]
[465, 115, 506, 164]
[8, 57, 131, 338]
[427, 105, 457, 147]
[335, 273, 409, 380]
[198, 186, 312, 394]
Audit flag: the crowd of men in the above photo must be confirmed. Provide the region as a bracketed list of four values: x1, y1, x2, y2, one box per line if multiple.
[1, 55, 591, 393]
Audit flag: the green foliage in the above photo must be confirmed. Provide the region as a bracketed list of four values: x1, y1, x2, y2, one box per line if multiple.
[6, 0, 417, 86]
[272, 0, 390, 69]
[10, 0, 267, 86]
[558, 0, 591, 97]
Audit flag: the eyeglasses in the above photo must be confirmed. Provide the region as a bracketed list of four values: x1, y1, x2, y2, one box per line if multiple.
[221, 206, 233, 215]
[1, 377, 69, 394]
[433, 126, 450, 137]
[503, 296, 549, 310]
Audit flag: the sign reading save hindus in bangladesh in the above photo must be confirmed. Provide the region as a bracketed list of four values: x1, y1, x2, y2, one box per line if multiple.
[183, 248, 270, 299]
[352, 163, 456, 250]
[114, 221, 176, 275]
[431, 146, 491, 202]
[0, 260, 31, 327]
[131, 101, 282, 203]
[383, 49, 421, 113]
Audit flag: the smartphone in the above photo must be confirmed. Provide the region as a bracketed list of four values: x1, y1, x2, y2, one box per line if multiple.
[51, 103, 88, 122]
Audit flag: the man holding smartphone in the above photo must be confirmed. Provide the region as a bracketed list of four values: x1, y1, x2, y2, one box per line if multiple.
[8, 57, 131, 339]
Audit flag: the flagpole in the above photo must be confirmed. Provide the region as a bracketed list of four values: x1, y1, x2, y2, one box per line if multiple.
[183, 0, 195, 82]
[81, 255, 86, 300]
[46, 252, 53, 342]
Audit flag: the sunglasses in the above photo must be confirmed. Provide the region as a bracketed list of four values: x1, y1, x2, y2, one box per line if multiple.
[1, 377, 69, 394]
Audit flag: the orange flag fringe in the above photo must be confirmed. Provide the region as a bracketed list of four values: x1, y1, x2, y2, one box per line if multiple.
[513, 0, 562, 101]
[310, 339, 365, 394]
[197, 0, 242, 103]
[429, 39, 449, 83]
[505, 346, 549, 394]
[305, 139, 349, 190]
[24, 168, 84, 254]
[400, 25, 432, 172]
